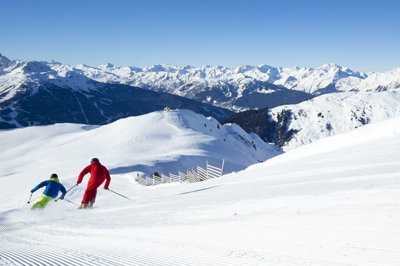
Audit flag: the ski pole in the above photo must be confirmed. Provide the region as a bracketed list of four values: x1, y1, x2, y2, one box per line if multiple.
[27, 193, 33, 204]
[63, 198, 78, 205]
[56, 197, 78, 205]
[66, 183, 78, 193]
[106, 188, 134, 201]
[55, 184, 78, 202]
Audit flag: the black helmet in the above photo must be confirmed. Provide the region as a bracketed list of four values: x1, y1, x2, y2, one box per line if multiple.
[50, 173, 58, 179]
[91, 158, 99, 163]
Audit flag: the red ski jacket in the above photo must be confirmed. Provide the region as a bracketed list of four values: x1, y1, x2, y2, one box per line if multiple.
[77, 162, 111, 190]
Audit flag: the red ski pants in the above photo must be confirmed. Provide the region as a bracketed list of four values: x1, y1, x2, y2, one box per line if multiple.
[81, 188, 97, 204]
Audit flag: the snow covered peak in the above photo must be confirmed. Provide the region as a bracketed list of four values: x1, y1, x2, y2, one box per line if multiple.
[234, 65, 257, 73]
[318, 62, 340, 69]
[1, 52, 399, 111]
[20, 61, 52, 74]
[0, 53, 11, 72]
[98, 63, 115, 71]
[42, 59, 62, 65]
[257, 64, 278, 73]
[144, 64, 182, 73]
[336, 67, 400, 92]
[271, 63, 368, 93]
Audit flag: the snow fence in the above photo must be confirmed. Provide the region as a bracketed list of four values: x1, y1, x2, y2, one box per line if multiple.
[135, 160, 225, 186]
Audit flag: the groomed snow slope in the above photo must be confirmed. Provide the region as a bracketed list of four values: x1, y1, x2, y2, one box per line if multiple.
[1, 115, 400, 265]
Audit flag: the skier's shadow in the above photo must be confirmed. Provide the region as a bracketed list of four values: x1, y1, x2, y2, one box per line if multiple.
[179, 185, 221, 195]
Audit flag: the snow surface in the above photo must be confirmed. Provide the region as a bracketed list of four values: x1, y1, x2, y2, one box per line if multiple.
[1, 109, 400, 265]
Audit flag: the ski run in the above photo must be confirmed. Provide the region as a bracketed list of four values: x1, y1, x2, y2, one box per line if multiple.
[1, 110, 400, 266]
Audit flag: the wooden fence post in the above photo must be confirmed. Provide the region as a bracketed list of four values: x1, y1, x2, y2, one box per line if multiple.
[206, 160, 209, 179]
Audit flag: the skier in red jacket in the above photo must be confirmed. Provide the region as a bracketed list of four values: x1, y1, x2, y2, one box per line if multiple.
[77, 158, 111, 209]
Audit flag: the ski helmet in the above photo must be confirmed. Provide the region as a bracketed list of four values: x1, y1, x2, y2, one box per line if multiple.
[50, 173, 58, 179]
[91, 158, 99, 163]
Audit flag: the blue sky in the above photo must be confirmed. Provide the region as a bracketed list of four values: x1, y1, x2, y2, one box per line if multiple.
[1, 0, 399, 72]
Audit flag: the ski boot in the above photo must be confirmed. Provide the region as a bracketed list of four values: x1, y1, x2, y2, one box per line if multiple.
[78, 203, 88, 209]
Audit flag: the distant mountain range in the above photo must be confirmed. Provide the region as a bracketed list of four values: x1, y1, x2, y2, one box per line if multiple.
[44, 59, 400, 110]
[1, 53, 400, 150]
[2, 53, 400, 112]
[0, 54, 232, 129]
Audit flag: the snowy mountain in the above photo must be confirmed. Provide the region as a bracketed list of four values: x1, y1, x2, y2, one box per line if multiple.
[2, 53, 400, 113]
[2, 52, 400, 151]
[337, 67, 400, 91]
[0, 54, 232, 129]
[1, 110, 399, 265]
[72, 62, 314, 110]
[0, 109, 280, 208]
[0, 53, 11, 74]
[75, 62, 400, 109]
[57, 61, 400, 110]
[223, 89, 400, 150]
[268, 90, 400, 150]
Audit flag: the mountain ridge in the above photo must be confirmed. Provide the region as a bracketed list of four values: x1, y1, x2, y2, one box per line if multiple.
[0, 54, 234, 129]
[1, 53, 400, 151]
[2, 53, 399, 111]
